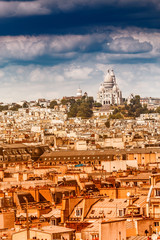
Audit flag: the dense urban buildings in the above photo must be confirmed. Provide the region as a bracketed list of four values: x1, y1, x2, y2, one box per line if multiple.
[0, 72, 160, 240]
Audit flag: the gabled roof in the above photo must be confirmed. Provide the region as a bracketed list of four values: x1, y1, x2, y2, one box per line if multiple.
[40, 208, 61, 218]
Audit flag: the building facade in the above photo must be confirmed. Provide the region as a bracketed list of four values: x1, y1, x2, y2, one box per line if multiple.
[97, 69, 123, 105]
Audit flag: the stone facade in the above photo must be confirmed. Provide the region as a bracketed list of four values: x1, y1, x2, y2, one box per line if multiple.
[97, 69, 122, 105]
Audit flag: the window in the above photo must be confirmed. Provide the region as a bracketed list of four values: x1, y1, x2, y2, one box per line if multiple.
[154, 222, 159, 226]
[156, 189, 160, 196]
[75, 208, 82, 217]
[99, 210, 104, 214]
[119, 210, 123, 217]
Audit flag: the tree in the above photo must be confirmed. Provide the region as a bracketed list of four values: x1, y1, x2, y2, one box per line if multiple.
[49, 100, 58, 109]
[0, 105, 8, 112]
[22, 102, 28, 108]
[110, 112, 124, 119]
[10, 104, 22, 111]
[77, 102, 93, 118]
[61, 99, 69, 105]
[87, 97, 94, 108]
[127, 95, 149, 118]
[156, 107, 160, 113]
[68, 103, 78, 118]
[93, 102, 102, 108]
[105, 120, 110, 128]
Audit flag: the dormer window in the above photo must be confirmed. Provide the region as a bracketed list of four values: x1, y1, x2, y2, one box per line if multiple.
[156, 189, 160, 196]
[75, 208, 82, 217]
[119, 210, 123, 217]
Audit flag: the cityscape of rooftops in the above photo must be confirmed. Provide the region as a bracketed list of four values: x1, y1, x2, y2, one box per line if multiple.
[0, 1, 160, 240]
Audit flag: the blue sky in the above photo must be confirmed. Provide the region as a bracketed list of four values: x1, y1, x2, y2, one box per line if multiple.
[0, 0, 160, 102]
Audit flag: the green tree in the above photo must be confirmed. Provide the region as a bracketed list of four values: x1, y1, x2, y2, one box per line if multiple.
[61, 99, 69, 105]
[49, 100, 58, 109]
[22, 102, 28, 108]
[93, 102, 102, 108]
[127, 95, 149, 118]
[10, 104, 22, 111]
[156, 107, 160, 113]
[0, 105, 8, 112]
[110, 112, 124, 119]
[68, 103, 78, 117]
[105, 120, 110, 128]
[77, 102, 93, 118]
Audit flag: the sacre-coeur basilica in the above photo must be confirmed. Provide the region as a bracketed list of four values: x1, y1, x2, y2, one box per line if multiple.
[97, 69, 123, 105]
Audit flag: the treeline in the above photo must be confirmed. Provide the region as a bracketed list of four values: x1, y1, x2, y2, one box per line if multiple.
[109, 95, 149, 119]
[105, 95, 160, 127]
[0, 104, 22, 112]
[50, 97, 103, 119]
[67, 97, 94, 119]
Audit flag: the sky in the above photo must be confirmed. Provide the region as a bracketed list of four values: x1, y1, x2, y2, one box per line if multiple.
[0, 0, 160, 102]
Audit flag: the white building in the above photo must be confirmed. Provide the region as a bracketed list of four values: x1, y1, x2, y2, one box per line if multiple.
[97, 69, 123, 105]
[76, 87, 82, 97]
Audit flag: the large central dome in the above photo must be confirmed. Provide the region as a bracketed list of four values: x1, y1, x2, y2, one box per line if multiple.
[104, 70, 114, 88]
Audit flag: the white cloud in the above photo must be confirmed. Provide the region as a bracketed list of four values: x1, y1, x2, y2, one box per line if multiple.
[64, 66, 93, 80]
[0, 34, 106, 61]
[0, 60, 160, 103]
[0, 29, 158, 63]
[108, 37, 152, 53]
[0, 1, 50, 17]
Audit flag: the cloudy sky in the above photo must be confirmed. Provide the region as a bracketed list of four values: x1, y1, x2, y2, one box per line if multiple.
[0, 0, 160, 102]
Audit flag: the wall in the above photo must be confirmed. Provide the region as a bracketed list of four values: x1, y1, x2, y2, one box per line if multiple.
[0, 212, 15, 229]
[102, 160, 127, 172]
[30, 230, 51, 240]
[100, 220, 126, 240]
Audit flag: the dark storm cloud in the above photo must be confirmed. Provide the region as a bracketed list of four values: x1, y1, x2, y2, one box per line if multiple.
[0, 0, 159, 36]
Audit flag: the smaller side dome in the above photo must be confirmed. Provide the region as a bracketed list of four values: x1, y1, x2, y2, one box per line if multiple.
[110, 69, 115, 77]
[77, 87, 82, 97]
[99, 85, 104, 92]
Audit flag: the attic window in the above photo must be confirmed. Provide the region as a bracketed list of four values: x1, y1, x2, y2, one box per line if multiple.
[99, 210, 104, 214]
[107, 210, 112, 214]
[119, 210, 123, 217]
[75, 208, 82, 217]
[91, 210, 95, 214]
[109, 199, 114, 202]
[100, 199, 104, 202]
[154, 222, 159, 227]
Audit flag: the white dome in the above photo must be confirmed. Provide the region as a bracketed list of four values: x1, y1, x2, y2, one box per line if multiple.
[77, 88, 82, 96]
[104, 71, 113, 83]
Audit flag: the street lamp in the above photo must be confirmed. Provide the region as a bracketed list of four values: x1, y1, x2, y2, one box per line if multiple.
[23, 197, 30, 240]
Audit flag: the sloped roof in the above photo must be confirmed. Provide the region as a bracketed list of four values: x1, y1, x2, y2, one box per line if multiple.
[41, 208, 61, 218]
[17, 192, 35, 204]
